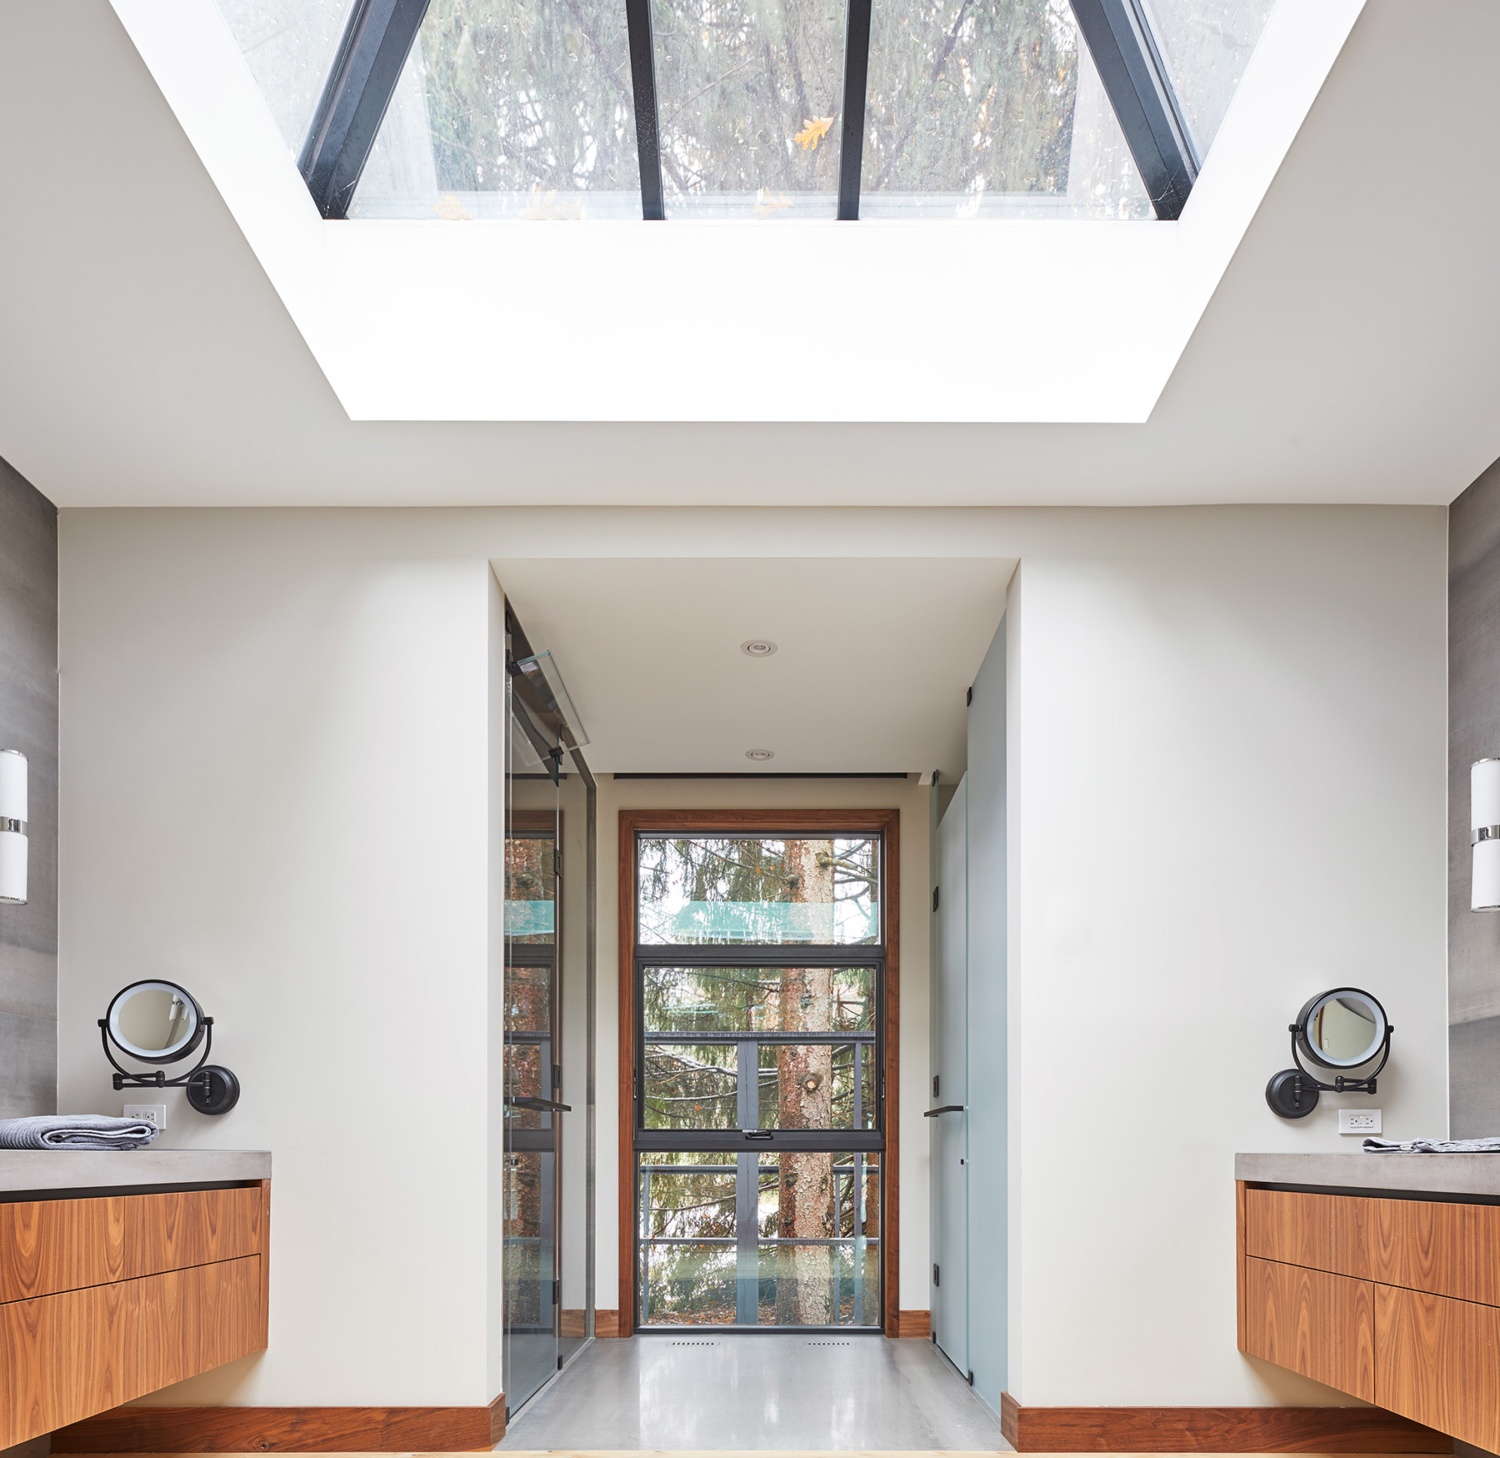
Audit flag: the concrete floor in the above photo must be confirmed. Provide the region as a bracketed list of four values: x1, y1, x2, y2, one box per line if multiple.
[498, 1334, 1007, 1451]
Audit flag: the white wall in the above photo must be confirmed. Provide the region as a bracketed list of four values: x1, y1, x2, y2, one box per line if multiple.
[57, 511, 504, 1406]
[1004, 510, 1449, 1406]
[54, 503, 1447, 1410]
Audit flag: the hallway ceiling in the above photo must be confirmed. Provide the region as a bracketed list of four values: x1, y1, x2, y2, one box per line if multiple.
[495, 556, 1014, 773]
[1, 2, 1498, 506]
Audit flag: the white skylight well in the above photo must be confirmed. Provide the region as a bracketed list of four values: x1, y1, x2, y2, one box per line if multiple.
[214, 0, 1277, 223]
[112, 0, 1360, 422]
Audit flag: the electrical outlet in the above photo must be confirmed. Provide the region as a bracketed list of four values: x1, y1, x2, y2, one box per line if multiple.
[1338, 1108, 1381, 1135]
[124, 1103, 167, 1133]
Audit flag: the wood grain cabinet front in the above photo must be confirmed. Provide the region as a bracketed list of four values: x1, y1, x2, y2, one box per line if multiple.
[1375, 1284, 1500, 1454]
[0, 1182, 270, 1451]
[1241, 1256, 1375, 1401]
[1239, 1180, 1500, 1451]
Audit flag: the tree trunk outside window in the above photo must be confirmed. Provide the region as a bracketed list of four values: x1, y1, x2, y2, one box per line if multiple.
[775, 838, 835, 1324]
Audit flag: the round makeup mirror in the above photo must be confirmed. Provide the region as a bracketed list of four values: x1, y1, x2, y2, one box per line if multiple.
[1266, 986, 1392, 1119]
[106, 981, 204, 1064]
[99, 980, 240, 1116]
[1296, 988, 1387, 1069]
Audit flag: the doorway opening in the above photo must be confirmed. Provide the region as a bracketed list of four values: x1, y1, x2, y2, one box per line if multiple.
[618, 810, 901, 1334]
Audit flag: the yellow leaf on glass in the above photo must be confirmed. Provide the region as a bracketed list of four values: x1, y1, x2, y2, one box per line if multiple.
[793, 115, 835, 151]
[754, 186, 793, 218]
[433, 192, 474, 222]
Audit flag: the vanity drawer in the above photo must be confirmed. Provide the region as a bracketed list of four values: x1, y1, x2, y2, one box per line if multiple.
[1376, 1283, 1500, 1453]
[134, 1255, 263, 1393]
[1364, 1197, 1500, 1307]
[1244, 1188, 1371, 1279]
[0, 1187, 263, 1306]
[0, 1278, 135, 1448]
[125, 1187, 263, 1276]
[0, 1196, 129, 1303]
[0, 1257, 266, 1449]
[1242, 1256, 1375, 1400]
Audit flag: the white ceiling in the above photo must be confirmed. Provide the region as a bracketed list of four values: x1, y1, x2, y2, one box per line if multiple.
[495, 557, 1014, 774]
[0, 2, 1498, 506]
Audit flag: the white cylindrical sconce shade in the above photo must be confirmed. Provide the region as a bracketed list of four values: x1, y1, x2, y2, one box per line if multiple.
[1473, 759, 1500, 911]
[0, 749, 26, 906]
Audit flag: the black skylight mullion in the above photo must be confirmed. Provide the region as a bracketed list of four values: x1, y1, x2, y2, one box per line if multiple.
[836, 0, 873, 221]
[1067, 0, 1197, 220]
[298, 0, 431, 220]
[625, 0, 666, 220]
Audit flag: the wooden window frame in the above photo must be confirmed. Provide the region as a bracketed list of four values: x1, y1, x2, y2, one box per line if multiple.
[617, 808, 901, 1336]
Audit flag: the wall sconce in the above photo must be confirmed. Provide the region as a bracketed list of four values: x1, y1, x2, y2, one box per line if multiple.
[0, 750, 25, 906]
[1473, 759, 1500, 911]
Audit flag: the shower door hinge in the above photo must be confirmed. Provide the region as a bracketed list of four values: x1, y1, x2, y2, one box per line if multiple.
[967, 1370, 975, 1386]
[932, 885, 940, 913]
[933, 1075, 940, 1097]
[932, 1263, 939, 1287]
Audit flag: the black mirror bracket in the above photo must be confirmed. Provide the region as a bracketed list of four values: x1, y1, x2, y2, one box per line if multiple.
[1265, 1021, 1394, 1120]
[98, 1015, 241, 1117]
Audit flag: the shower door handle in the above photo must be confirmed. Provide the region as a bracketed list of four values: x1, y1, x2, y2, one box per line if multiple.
[923, 1104, 966, 1117]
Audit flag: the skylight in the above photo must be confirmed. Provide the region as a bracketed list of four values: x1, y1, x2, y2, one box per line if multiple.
[217, 0, 1275, 223]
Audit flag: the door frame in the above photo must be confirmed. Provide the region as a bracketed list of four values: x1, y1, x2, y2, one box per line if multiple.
[617, 807, 901, 1336]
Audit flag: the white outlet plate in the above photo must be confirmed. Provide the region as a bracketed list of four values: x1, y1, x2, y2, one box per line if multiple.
[1338, 1108, 1381, 1135]
[124, 1103, 167, 1133]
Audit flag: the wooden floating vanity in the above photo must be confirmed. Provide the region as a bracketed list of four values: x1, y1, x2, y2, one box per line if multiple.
[1237, 1152, 1500, 1453]
[0, 1149, 271, 1450]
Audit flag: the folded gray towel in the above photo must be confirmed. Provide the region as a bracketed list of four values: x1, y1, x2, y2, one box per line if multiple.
[0, 1115, 161, 1150]
[1363, 1136, 1500, 1154]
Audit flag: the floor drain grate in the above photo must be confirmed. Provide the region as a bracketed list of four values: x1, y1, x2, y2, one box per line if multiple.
[670, 1339, 717, 1346]
[806, 1339, 852, 1346]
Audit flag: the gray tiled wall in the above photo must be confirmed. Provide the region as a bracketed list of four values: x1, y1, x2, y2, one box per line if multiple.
[1451, 457, 1500, 1135]
[0, 455, 56, 1118]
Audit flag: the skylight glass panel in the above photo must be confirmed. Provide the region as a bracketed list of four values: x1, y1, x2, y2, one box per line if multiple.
[651, 0, 845, 220]
[216, 0, 352, 158]
[1139, 0, 1277, 158]
[860, 0, 1150, 219]
[349, 0, 642, 219]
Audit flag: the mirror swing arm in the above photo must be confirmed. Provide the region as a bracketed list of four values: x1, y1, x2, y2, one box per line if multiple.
[99, 979, 242, 1117]
[97, 1014, 239, 1115]
[1265, 986, 1393, 1120]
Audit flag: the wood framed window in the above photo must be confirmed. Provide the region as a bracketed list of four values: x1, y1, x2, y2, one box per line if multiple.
[618, 809, 900, 1335]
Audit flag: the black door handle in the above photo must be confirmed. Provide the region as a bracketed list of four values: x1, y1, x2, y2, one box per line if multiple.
[923, 1104, 966, 1117]
[742, 1129, 774, 1140]
[505, 1095, 573, 1113]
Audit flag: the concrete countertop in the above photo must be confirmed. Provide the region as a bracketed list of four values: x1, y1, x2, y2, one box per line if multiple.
[0, 1148, 270, 1194]
[1238, 1151, 1500, 1198]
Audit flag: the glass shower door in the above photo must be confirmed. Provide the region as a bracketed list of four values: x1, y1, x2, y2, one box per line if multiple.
[503, 699, 561, 1411]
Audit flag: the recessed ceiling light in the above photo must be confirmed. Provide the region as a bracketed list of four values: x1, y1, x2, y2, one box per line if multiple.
[741, 639, 777, 657]
[746, 749, 775, 761]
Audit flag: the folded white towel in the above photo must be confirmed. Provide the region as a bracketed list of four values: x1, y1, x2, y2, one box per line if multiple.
[1363, 1136, 1500, 1154]
[0, 1115, 161, 1150]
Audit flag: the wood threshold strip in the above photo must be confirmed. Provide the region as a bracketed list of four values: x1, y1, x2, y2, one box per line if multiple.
[52, 1397, 506, 1453]
[999, 1396, 1452, 1454]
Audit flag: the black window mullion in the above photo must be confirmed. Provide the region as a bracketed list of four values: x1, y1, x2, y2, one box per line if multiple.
[298, 0, 431, 219]
[625, 0, 666, 220]
[836, 0, 873, 220]
[1066, 0, 1197, 220]
[634, 943, 880, 967]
